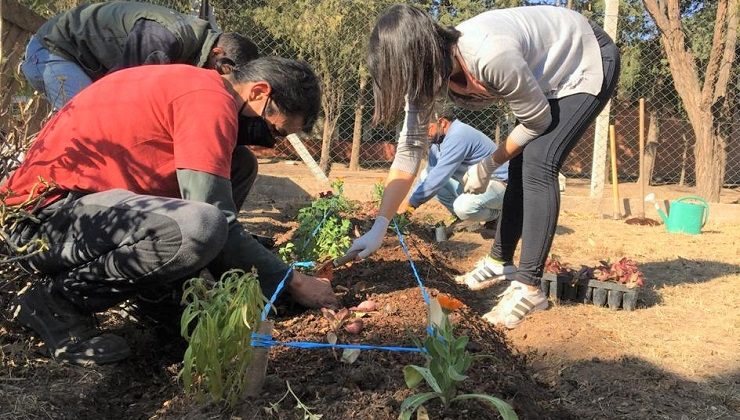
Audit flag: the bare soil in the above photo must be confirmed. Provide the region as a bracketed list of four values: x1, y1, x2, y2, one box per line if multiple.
[0, 209, 565, 420]
[2, 192, 738, 419]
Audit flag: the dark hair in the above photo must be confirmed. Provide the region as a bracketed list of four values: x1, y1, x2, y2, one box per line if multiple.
[435, 100, 457, 121]
[216, 32, 259, 66]
[232, 57, 322, 132]
[368, 4, 460, 126]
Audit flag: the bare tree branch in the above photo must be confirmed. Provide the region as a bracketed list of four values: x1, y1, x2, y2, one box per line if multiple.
[713, 1, 738, 102]
[701, 0, 730, 107]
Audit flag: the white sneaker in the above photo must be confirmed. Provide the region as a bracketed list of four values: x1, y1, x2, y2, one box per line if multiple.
[454, 256, 517, 291]
[482, 281, 548, 329]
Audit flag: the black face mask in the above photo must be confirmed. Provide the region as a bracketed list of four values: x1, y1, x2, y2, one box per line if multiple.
[223, 61, 277, 148]
[237, 116, 276, 148]
[431, 134, 446, 144]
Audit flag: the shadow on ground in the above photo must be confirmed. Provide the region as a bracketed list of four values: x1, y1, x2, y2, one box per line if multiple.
[247, 174, 313, 207]
[638, 259, 740, 306]
[539, 355, 739, 419]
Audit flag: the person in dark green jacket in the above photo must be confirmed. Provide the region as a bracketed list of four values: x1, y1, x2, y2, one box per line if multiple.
[21, 1, 258, 110]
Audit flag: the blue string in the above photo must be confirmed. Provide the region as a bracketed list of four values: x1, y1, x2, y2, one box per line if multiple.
[259, 261, 315, 321]
[300, 208, 332, 253]
[392, 217, 431, 306]
[391, 217, 434, 337]
[251, 333, 425, 353]
[254, 214, 434, 352]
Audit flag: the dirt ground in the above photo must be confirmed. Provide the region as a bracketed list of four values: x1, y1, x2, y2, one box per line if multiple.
[1, 168, 738, 419]
[236, 192, 740, 420]
[441, 209, 740, 419]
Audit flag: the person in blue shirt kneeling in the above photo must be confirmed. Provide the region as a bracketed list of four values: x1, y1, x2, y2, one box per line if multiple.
[405, 104, 508, 231]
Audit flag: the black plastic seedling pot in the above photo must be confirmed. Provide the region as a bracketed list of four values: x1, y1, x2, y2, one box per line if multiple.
[540, 273, 640, 311]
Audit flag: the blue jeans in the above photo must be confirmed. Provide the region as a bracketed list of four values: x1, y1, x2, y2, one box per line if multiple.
[21, 36, 93, 110]
[421, 169, 507, 222]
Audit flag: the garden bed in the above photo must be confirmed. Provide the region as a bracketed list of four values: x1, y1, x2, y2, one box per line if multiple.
[0, 221, 569, 419]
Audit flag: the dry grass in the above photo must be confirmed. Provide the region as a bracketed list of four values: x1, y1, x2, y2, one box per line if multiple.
[396, 197, 739, 418]
[509, 212, 740, 380]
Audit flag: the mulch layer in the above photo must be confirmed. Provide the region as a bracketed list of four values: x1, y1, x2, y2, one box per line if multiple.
[0, 216, 568, 420]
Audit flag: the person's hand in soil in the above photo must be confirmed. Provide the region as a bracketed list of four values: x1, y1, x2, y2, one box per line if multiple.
[288, 271, 339, 309]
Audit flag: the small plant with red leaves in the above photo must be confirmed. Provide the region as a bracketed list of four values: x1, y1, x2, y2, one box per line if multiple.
[544, 255, 573, 276]
[593, 258, 645, 288]
[320, 300, 378, 364]
[545, 255, 646, 288]
[321, 307, 353, 338]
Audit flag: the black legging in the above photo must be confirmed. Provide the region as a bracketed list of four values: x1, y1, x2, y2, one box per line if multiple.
[490, 23, 621, 286]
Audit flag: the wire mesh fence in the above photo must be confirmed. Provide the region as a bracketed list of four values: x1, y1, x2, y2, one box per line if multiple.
[7, 0, 740, 194]
[189, 0, 739, 190]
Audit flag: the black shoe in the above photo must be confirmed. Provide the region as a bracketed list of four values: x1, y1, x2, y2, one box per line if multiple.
[482, 219, 498, 231]
[13, 282, 131, 365]
[123, 286, 184, 334]
[446, 218, 482, 235]
[480, 219, 499, 240]
[251, 234, 276, 249]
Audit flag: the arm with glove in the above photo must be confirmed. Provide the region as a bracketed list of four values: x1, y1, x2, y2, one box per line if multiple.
[345, 99, 428, 260]
[463, 141, 519, 193]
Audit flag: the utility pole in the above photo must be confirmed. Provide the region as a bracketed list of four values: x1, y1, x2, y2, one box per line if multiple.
[590, 0, 619, 198]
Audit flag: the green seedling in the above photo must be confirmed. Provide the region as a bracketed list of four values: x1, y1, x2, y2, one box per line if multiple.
[399, 298, 518, 420]
[179, 269, 266, 406]
[371, 181, 385, 206]
[279, 179, 354, 264]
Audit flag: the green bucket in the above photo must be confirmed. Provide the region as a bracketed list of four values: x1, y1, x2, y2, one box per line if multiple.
[666, 196, 709, 235]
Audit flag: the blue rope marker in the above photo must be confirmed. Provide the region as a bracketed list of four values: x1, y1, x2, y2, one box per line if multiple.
[252, 217, 433, 354]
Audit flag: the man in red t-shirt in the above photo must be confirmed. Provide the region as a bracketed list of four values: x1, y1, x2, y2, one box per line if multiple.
[2, 57, 336, 365]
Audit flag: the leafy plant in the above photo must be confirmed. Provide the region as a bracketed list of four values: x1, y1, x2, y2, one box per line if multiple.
[321, 307, 352, 342]
[399, 297, 518, 420]
[371, 181, 384, 206]
[393, 212, 412, 234]
[592, 258, 645, 288]
[320, 303, 375, 364]
[544, 254, 572, 277]
[545, 255, 646, 288]
[279, 179, 354, 263]
[263, 380, 323, 420]
[179, 269, 267, 406]
[0, 181, 59, 265]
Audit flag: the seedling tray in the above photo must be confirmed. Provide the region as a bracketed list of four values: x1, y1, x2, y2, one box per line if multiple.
[540, 273, 639, 311]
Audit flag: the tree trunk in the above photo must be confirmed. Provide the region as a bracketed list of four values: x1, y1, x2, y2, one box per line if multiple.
[694, 124, 726, 201]
[643, 110, 659, 185]
[319, 115, 337, 175]
[349, 76, 367, 171]
[642, 0, 736, 202]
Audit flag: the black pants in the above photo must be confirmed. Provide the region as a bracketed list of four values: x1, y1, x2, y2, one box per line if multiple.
[490, 23, 621, 286]
[11, 146, 258, 313]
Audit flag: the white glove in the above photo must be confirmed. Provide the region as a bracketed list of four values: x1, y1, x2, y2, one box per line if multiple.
[347, 216, 390, 258]
[463, 155, 500, 194]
